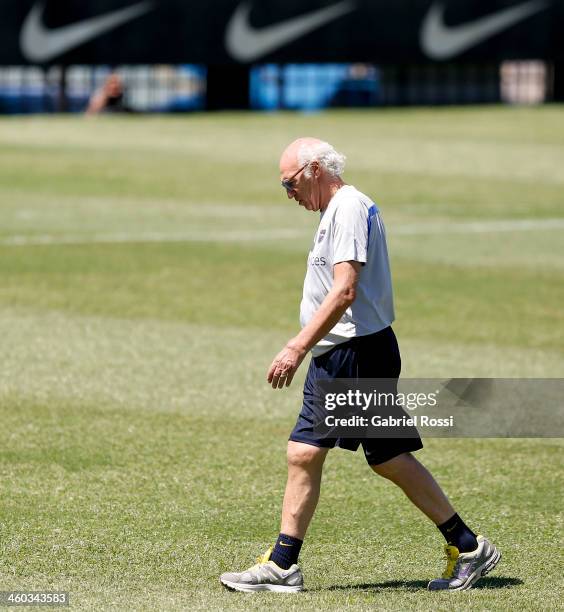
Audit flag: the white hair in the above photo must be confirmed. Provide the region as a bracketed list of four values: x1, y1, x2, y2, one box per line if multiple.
[297, 141, 346, 178]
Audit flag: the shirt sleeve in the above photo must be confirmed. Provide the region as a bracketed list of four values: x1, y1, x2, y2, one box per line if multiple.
[332, 198, 369, 265]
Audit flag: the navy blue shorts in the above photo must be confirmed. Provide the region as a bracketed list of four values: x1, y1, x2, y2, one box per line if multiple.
[289, 327, 423, 465]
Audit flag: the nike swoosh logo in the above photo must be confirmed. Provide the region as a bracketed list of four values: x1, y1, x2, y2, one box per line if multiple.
[225, 1, 356, 62]
[421, 0, 549, 60]
[279, 541, 293, 547]
[20, 1, 154, 63]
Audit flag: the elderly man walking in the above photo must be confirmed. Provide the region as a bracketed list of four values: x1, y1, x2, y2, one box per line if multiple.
[220, 138, 500, 593]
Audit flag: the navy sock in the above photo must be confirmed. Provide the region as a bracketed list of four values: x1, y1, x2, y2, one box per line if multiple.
[269, 533, 303, 570]
[437, 513, 478, 553]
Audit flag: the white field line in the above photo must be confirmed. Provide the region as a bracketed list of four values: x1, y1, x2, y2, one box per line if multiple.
[0, 228, 306, 246]
[0, 218, 563, 246]
[394, 218, 564, 235]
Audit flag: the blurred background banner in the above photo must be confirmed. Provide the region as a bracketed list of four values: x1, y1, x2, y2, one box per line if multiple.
[1, 0, 562, 64]
[1, 1, 563, 111]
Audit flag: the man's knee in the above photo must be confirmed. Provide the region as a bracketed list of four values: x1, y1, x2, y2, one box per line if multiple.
[371, 451, 415, 479]
[287, 441, 327, 471]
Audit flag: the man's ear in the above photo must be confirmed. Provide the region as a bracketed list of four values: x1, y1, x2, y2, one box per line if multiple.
[311, 161, 321, 177]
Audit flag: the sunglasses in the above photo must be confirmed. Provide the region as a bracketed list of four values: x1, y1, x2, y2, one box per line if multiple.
[281, 163, 308, 192]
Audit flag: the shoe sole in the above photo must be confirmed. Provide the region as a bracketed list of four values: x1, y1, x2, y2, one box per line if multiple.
[220, 578, 303, 593]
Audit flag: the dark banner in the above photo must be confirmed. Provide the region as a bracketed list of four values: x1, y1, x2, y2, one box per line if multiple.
[1, 0, 562, 65]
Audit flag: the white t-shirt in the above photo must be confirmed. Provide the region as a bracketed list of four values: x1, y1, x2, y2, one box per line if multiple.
[300, 185, 395, 357]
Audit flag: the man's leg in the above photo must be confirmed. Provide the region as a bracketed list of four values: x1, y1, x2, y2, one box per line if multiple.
[280, 441, 329, 538]
[371, 452, 478, 549]
[219, 441, 328, 592]
[371, 451, 501, 591]
[268, 441, 329, 570]
[370, 451, 455, 526]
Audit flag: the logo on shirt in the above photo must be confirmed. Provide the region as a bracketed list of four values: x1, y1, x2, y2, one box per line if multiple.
[317, 229, 327, 243]
[308, 254, 327, 266]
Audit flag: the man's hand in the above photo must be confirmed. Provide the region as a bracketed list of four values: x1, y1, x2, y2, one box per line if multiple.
[267, 341, 307, 389]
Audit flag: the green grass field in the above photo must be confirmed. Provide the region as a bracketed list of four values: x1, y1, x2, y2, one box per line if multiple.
[0, 107, 563, 610]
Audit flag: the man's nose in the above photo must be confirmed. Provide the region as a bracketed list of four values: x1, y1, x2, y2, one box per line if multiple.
[286, 190, 295, 200]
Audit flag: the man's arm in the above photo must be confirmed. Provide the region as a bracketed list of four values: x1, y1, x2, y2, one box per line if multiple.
[85, 89, 108, 115]
[267, 260, 361, 389]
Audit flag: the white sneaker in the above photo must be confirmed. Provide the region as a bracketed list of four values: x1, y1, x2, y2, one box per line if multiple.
[428, 535, 501, 591]
[220, 548, 303, 593]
